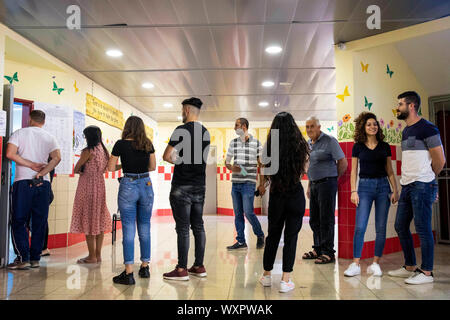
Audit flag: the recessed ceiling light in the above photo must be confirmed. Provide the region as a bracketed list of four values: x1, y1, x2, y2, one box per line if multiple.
[279, 82, 292, 86]
[163, 103, 173, 108]
[142, 82, 154, 89]
[262, 81, 275, 87]
[106, 49, 123, 57]
[258, 101, 269, 107]
[265, 46, 282, 54]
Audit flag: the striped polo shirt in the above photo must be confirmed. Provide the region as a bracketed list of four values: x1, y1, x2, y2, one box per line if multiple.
[226, 135, 262, 184]
[400, 118, 442, 185]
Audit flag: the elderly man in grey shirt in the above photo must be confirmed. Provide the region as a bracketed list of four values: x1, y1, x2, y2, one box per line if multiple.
[303, 116, 347, 264]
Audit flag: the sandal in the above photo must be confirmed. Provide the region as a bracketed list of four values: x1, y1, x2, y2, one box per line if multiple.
[302, 251, 318, 260]
[77, 257, 97, 264]
[314, 255, 335, 264]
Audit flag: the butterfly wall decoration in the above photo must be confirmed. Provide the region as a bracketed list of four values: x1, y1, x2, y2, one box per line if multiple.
[364, 96, 373, 110]
[392, 109, 398, 117]
[336, 86, 350, 102]
[52, 81, 64, 95]
[4, 72, 18, 84]
[360, 62, 369, 73]
[327, 126, 334, 132]
[386, 64, 394, 78]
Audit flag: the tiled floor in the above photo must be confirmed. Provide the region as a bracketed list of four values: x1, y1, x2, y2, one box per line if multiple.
[1, 215, 450, 300]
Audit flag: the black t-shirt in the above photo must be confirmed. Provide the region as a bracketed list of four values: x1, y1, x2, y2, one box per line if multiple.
[168, 121, 210, 186]
[112, 139, 155, 174]
[352, 141, 391, 178]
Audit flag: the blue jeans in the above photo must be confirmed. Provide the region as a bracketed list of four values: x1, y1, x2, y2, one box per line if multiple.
[231, 183, 264, 244]
[11, 180, 50, 262]
[118, 175, 154, 265]
[395, 180, 438, 271]
[170, 184, 206, 269]
[353, 177, 391, 258]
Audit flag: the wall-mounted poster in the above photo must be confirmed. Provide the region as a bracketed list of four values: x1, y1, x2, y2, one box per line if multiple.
[73, 110, 86, 167]
[86, 93, 124, 129]
[145, 124, 154, 141]
[73, 111, 85, 154]
[34, 102, 74, 174]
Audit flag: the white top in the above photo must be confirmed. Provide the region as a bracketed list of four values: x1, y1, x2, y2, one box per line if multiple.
[399, 118, 442, 185]
[8, 126, 59, 182]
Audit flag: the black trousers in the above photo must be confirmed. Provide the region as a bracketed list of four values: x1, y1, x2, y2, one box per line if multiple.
[169, 184, 206, 269]
[263, 184, 305, 273]
[309, 177, 338, 257]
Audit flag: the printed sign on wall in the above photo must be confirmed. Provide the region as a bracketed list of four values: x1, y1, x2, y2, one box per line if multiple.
[34, 102, 74, 174]
[86, 93, 124, 129]
[145, 125, 154, 142]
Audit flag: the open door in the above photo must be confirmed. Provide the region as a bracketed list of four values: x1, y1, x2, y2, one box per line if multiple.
[430, 95, 450, 244]
[0, 85, 14, 267]
[0, 85, 34, 267]
[204, 146, 217, 215]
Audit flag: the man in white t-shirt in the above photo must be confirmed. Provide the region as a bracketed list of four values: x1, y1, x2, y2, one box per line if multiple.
[6, 110, 61, 270]
[387, 91, 446, 285]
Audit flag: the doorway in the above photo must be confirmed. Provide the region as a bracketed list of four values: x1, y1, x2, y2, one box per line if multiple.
[204, 146, 217, 215]
[1, 96, 34, 266]
[430, 95, 450, 244]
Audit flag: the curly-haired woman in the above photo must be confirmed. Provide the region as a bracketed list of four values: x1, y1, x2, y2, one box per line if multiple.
[344, 112, 399, 277]
[258, 112, 310, 292]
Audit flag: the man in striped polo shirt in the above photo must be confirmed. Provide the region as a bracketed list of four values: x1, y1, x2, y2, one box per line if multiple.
[225, 118, 265, 250]
[388, 91, 445, 285]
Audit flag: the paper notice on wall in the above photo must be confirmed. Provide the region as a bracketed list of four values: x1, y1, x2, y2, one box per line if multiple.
[34, 102, 74, 174]
[73, 111, 86, 155]
[73, 111, 86, 168]
[0, 110, 6, 137]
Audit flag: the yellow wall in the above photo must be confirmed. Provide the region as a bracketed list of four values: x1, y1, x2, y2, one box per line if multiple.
[335, 16, 450, 143]
[156, 120, 336, 166]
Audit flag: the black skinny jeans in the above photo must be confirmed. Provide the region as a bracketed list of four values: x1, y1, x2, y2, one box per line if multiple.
[169, 184, 206, 269]
[263, 184, 306, 273]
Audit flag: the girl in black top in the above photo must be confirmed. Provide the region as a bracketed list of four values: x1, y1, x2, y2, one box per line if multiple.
[344, 112, 399, 278]
[258, 112, 310, 293]
[108, 116, 156, 285]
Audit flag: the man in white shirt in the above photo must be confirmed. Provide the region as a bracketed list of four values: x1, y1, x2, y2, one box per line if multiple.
[6, 110, 61, 270]
[388, 91, 446, 285]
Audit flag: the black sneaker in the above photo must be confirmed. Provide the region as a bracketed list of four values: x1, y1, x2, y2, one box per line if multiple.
[256, 236, 265, 249]
[113, 270, 136, 285]
[227, 242, 248, 250]
[138, 265, 150, 278]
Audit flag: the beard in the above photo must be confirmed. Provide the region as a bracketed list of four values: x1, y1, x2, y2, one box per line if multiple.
[396, 109, 409, 120]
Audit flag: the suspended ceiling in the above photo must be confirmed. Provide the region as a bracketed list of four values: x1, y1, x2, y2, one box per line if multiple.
[0, 0, 449, 122]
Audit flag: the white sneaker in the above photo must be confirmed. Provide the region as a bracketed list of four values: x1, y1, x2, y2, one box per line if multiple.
[344, 262, 361, 277]
[279, 280, 295, 293]
[405, 271, 434, 285]
[367, 263, 383, 277]
[259, 275, 272, 287]
[388, 266, 415, 278]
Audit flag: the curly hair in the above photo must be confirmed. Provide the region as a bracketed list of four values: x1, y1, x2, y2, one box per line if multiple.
[353, 112, 385, 143]
[122, 116, 154, 152]
[264, 112, 310, 193]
